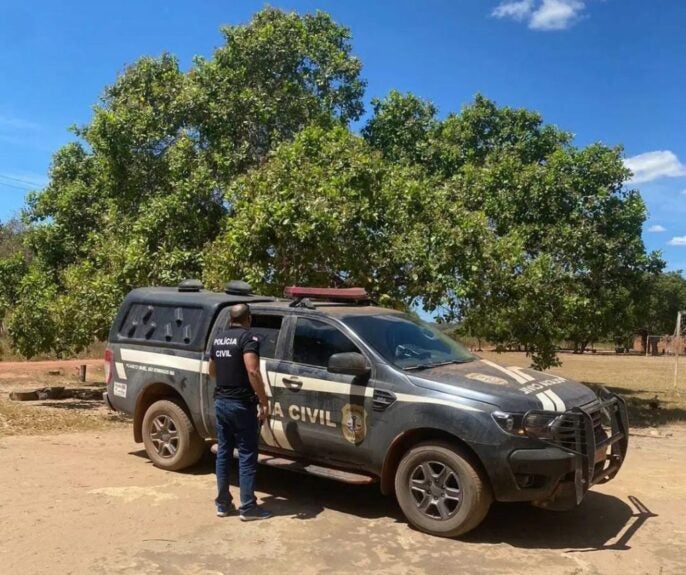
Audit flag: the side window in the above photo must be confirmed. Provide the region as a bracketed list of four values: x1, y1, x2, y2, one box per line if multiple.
[209, 311, 283, 359]
[292, 318, 360, 368]
[250, 315, 283, 359]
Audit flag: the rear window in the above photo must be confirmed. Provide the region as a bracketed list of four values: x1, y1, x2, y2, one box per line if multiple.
[210, 310, 284, 359]
[118, 303, 204, 347]
[250, 315, 283, 359]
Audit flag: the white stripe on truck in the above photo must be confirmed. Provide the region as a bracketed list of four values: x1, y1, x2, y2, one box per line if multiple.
[120, 348, 209, 374]
[508, 366, 535, 382]
[544, 389, 566, 411]
[115, 362, 127, 380]
[480, 359, 530, 384]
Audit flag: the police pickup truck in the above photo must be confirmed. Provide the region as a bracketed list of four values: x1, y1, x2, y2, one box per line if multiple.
[104, 281, 628, 537]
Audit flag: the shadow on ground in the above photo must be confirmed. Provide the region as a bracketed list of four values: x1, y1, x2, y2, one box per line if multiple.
[37, 400, 103, 411]
[465, 494, 656, 551]
[130, 448, 655, 549]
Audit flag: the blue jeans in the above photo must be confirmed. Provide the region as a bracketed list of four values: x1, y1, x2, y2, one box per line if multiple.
[214, 398, 259, 512]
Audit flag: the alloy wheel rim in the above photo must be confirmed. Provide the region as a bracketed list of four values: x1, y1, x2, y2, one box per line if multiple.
[409, 460, 462, 520]
[150, 415, 180, 458]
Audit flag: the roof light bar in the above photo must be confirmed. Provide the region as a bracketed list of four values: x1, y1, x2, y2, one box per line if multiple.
[284, 286, 370, 301]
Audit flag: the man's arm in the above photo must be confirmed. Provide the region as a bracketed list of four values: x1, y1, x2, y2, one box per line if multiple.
[208, 342, 216, 378]
[244, 352, 269, 420]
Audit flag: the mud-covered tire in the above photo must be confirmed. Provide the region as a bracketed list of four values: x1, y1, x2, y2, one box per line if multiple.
[142, 399, 205, 471]
[394, 441, 492, 538]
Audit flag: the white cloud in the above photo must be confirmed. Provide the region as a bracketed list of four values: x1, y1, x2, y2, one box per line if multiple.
[624, 151, 686, 185]
[0, 115, 40, 132]
[492, 0, 534, 21]
[668, 237, 686, 246]
[492, 0, 585, 30]
[0, 112, 44, 149]
[648, 225, 667, 233]
[530, 0, 585, 30]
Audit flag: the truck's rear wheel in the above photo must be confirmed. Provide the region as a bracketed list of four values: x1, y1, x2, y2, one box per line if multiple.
[394, 441, 492, 538]
[142, 399, 205, 471]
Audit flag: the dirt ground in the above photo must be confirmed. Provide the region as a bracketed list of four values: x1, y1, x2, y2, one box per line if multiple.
[0, 354, 685, 574]
[1, 426, 685, 575]
[0, 361, 127, 436]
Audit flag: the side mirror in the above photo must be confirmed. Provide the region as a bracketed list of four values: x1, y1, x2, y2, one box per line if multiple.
[328, 352, 371, 377]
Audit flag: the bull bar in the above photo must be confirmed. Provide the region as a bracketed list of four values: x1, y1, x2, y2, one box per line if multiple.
[532, 387, 629, 505]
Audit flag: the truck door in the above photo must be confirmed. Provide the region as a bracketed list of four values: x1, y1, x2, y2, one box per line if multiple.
[274, 316, 376, 466]
[202, 310, 289, 451]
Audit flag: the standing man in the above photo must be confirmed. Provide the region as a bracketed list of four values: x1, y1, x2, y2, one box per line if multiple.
[209, 303, 272, 520]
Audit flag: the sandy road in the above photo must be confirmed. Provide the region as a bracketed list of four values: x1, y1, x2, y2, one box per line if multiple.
[1, 426, 685, 575]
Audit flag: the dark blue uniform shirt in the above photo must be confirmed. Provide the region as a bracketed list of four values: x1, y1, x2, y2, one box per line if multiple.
[210, 325, 260, 401]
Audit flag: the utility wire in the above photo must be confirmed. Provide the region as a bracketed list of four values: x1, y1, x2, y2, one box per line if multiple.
[0, 174, 46, 191]
[0, 174, 43, 186]
[0, 180, 31, 192]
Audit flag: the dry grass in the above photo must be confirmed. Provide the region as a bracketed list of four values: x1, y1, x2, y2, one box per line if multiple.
[0, 337, 105, 362]
[0, 364, 130, 437]
[0, 399, 130, 436]
[480, 350, 686, 428]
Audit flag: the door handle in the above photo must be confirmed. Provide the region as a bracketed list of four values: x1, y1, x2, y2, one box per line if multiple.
[282, 376, 302, 389]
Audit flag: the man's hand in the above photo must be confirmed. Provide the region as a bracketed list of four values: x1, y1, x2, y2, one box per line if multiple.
[245, 352, 269, 420]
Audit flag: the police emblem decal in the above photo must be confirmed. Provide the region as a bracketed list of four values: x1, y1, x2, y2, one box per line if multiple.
[465, 373, 509, 386]
[341, 404, 367, 445]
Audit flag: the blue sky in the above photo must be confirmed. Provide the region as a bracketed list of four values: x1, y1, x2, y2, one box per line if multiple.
[1, 0, 685, 268]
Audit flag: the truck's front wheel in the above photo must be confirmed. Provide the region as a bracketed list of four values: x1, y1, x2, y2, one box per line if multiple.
[142, 399, 205, 471]
[394, 441, 492, 538]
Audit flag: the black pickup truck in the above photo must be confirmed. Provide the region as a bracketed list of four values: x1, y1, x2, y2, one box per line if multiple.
[104, 281, 628, 537]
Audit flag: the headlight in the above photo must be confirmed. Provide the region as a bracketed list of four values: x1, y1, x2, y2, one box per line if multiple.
[522, 412, 564, 439]
[492, 411, 525, 435]
[492, 410, 566, 438]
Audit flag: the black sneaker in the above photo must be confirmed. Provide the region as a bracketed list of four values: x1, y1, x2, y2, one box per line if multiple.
[216, 503, 236, 518]
[239, 506, 273, 522]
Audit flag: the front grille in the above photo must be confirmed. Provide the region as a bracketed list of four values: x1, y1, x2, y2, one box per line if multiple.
[544, 393, 627, 489]
[591, 409, 609, 446]
[549, 406, 605, 454]
[533, 390, 628, 501]
[551, 412, 585, 452]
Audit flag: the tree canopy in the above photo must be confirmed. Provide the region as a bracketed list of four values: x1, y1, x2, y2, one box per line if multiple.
[0, 7, 673, 368]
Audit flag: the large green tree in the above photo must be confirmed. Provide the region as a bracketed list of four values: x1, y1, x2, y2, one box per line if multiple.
[203, 125, 493, 310]
[9, 8, 365, 357]
[364, 92, 662, 367]
[2, 8, 665, 369]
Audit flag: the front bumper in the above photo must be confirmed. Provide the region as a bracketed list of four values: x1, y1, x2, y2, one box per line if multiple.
[494, 388, 629, 507]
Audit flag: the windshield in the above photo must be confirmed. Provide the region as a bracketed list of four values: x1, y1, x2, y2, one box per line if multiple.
[342, 313, 475, 370]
